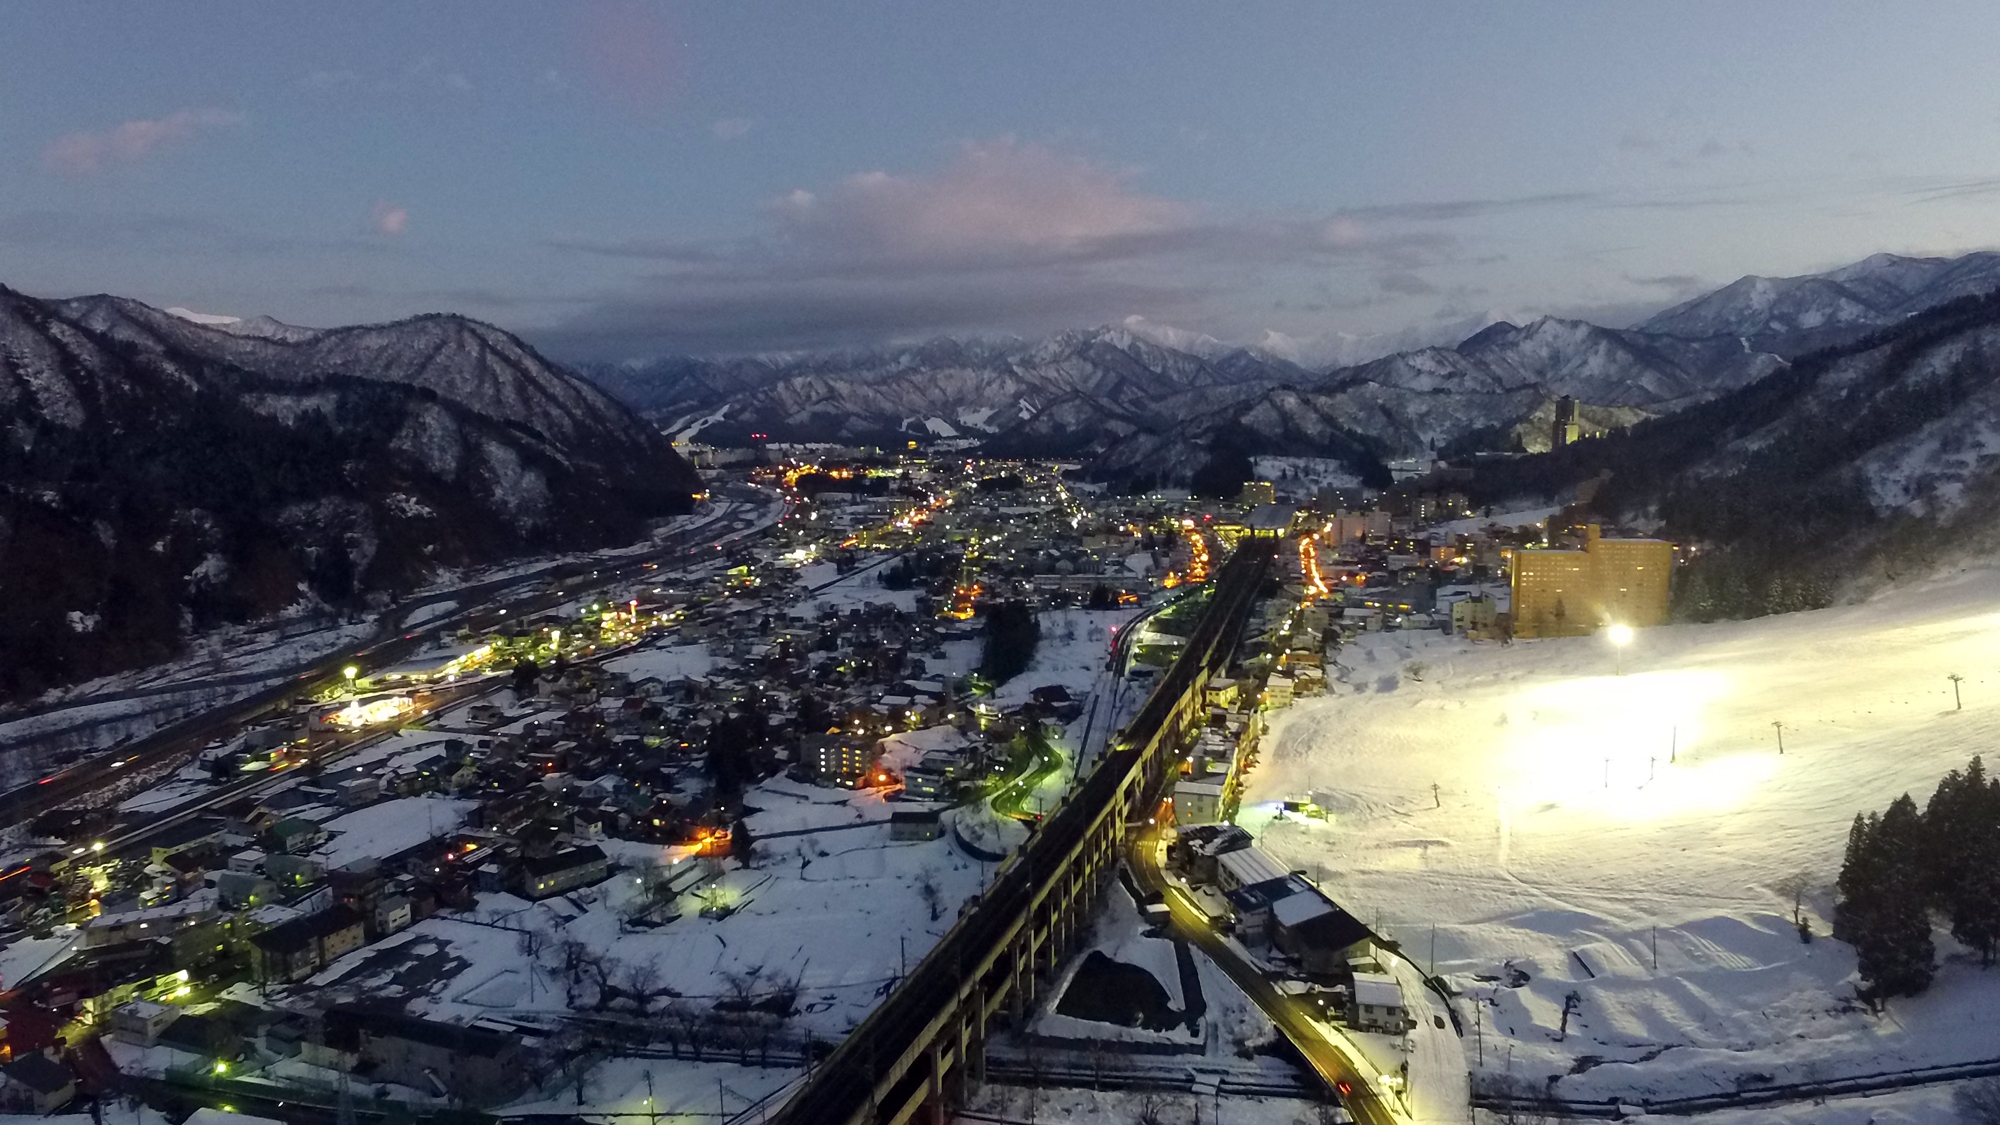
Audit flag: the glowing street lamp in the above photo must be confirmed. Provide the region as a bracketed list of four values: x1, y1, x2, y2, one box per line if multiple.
[1606, 623, 1634, 675]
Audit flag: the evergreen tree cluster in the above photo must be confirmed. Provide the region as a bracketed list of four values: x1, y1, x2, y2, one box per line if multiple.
[979, 599, 1041, 686]
[1837, 757, 2000, 1001]
[1672, 555, 1835, 623]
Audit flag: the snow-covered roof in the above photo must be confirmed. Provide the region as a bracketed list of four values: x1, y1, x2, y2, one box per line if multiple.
[1271, 891, 1335, 928]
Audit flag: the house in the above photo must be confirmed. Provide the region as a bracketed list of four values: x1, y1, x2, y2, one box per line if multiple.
[337, 1008, 528, 1105]
[268, 817, 327, 855]
[110, 999, 182, 1046]
[249, 905, 366, 983]
[889, 808, 944, 842]
[375, 895, 414, 936]
[1214, 846, 1289, 893]
[148, 819, 226, 866]
[1270, 891, 1376, 975]
[0, 1053, 74, 1114]
[519, 845, 610, 900]
[1348, 972, 1412, 1034]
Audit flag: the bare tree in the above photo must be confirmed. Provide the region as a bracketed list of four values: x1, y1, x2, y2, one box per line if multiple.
[917, 867, 943, 922]
[620, 959, 667, 1015]
[1134, 1092, 1166, 1125]
[1774, 870, 1817, 942]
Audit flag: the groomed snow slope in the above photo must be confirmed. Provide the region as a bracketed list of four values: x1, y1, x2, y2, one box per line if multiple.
[1243, 566, 2000, 1104]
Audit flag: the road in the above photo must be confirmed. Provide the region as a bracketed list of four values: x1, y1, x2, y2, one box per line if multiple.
[1, 483, 785, 831]
[1129, 821, 1401, 1125]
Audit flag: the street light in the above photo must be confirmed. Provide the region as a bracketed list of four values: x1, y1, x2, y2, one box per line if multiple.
[1606, 623, 1633, 675]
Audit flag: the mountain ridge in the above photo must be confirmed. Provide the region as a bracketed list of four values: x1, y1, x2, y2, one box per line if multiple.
[0, 286, 701, 697]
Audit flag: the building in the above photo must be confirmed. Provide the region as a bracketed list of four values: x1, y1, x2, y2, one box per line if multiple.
[1239, 481, 1277, 507]
[110, 1000, 182, 1046]
[0, 1054, 75, 1114]
[249, 905, 366, 984]
[1270, 891, 1375, 975]
[1510, 524, 1674, 639]
[1348, 972, 1413, 1034]
[889, 808, 944, 842]
[1449, 594, 1500, 640]
[1551, 395, 1580, 449]
[1215, 847, 1290, 894]
[1246, 504, 1297, 540]
[335, 1008, 528, 1105]
[800, 735, 877, 785]
[1176, 778, 1227, 825]
[519, 845, 610, 900]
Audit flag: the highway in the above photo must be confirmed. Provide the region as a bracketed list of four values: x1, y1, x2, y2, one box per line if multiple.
[1, 483, 785, 833]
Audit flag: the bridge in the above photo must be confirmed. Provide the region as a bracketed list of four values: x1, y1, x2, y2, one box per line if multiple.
[766, 538, 1282, 1125]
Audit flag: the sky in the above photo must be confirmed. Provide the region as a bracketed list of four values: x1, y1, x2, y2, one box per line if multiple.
[7, 2, 2000, 361]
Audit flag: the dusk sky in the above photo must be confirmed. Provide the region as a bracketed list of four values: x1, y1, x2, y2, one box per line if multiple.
[7, 1, 2000, 359]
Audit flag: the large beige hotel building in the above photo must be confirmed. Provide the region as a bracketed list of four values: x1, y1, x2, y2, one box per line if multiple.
[1509, 523, 1674, 638]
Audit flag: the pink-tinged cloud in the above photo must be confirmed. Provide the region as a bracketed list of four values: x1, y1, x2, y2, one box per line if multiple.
[43, 108, 244, 176]
[770, 138, 1195, 266]
[577, 0, 685, 109]
[372, 201, 410, 236]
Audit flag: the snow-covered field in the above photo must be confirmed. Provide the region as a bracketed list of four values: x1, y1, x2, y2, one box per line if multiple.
[309, 811, 991, 1038]
[989, 608, 1139, 709]
[1242, 565, 2000, 1104]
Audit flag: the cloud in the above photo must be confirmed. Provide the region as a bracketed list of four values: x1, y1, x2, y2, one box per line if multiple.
[43, 108, 243, 176]
[711, 117, 754, 140]
[372, 201, 410, 236]
[539, 138, 1494, 357]
[1625, 273, 1705, 290]
[1376, 271, 1438, 296]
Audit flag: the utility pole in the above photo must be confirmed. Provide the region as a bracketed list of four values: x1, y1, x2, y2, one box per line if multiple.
[1604, 756, 1611, 788]
[1670, 725, 1677, 765]
[1950, 673, 1965, 711]
[1651, 926, 1657, 971]
[1772, 720, 1785, 755]
[1431, 782, 1440, 809]
[1474, 998, 1483, 1065]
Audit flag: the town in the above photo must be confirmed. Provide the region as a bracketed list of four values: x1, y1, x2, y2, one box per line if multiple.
[0, 441, 1676, 1123]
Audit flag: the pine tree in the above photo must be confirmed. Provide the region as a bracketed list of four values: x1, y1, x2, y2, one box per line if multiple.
[1933, 757, 2000, 965]
[1869, 794, 1937, 997]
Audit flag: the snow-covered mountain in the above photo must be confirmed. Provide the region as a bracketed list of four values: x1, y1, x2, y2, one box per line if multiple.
[0, 286, 700, 697]
[1639, 251, 2000, 355]
[572, 248, 2000, 488]
[1475, 284, 2000, 608]
[583, 313, 1782, 479]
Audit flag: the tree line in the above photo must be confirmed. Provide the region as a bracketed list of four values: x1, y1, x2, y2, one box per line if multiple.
[1837, 756, 2000, 1002]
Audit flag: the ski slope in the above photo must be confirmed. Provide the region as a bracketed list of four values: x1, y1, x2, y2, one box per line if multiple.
[1242, 565, 2000, 1104]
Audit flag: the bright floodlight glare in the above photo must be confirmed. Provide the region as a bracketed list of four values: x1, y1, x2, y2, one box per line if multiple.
[341, 665, 358, 680]
[1607, 624, 1634, 647]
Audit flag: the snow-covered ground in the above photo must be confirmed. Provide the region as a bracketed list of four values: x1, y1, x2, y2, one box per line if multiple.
[1243, 565, 2000, 1105]
[602, 643, 717, 683]
[309, 811, 992, 1038]
[989, 608, 1140, 709]
[799, 554, 921, 614]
